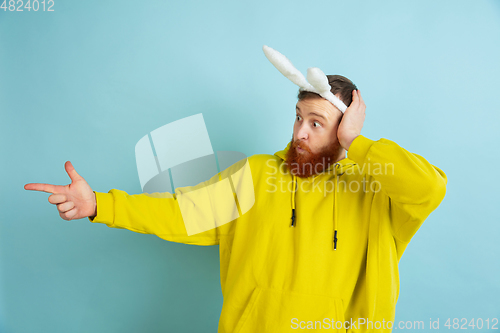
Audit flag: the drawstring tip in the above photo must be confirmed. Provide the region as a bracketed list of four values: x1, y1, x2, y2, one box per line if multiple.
[290, 209, 296, 227]
[333, 230, 338, 250]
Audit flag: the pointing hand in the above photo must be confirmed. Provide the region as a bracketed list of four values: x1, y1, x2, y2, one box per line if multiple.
[24, 161, 97, 221]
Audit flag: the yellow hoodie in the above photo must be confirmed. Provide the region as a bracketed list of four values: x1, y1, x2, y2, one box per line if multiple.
[89, 135, 447, 332]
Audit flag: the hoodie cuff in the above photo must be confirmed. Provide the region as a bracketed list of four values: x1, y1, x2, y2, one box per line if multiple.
[88, 191, 114, 226]
[347, 135, 376, 163]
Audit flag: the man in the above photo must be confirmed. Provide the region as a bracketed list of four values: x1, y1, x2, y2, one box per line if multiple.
[25, 70, 447, 332]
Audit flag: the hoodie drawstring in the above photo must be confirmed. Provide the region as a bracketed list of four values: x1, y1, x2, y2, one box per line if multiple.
[290, 173, 297, 227]
[290, 165, 342, 251]
[333, 163, 340, 250]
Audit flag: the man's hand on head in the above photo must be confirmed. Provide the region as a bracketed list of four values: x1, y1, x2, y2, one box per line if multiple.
[337, 90, 366, 151]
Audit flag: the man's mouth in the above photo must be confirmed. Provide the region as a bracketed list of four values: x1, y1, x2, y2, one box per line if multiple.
[297, 146, 305, 153]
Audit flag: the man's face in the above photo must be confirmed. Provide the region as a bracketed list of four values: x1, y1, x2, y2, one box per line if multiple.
[285, 97, 344, 178]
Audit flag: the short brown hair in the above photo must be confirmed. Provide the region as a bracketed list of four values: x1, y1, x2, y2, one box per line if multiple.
[297, 75, 357, 107]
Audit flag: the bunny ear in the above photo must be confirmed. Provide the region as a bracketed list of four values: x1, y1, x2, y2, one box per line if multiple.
[263, 45, 314, 91]
[306, 67, 331, 93]
[262, 45, 348, 113]
[307, 67, 348, 113]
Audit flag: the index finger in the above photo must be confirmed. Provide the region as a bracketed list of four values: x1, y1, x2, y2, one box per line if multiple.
[349, 89, 359, 108]
[24, 183, 63, 194]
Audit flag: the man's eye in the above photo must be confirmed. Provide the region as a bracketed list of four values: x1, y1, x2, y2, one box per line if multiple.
[296, 115, 302, 121]
[313, 121, 322, 128]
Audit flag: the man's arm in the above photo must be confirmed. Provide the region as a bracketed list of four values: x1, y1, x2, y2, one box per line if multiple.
[88, 156, 253, 246]
[338, 90, 447, 243]
[24, 160, 233, 246]
[88, 187, 219, 246]
[347, 135, 447, 242]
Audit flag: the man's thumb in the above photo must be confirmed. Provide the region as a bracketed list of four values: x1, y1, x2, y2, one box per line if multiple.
[65, 161, 84, 182]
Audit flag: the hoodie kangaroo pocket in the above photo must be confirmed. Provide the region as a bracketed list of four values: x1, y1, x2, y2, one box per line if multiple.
[234, 286, 346, 333]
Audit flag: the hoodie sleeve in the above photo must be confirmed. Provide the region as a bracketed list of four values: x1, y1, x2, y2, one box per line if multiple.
[87, 188, 219, 246]
[347, 135, 447, 243]
[87, 156, 253, 246]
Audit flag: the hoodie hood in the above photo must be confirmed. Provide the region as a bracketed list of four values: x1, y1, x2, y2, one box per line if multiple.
[274, 141, 357, 250]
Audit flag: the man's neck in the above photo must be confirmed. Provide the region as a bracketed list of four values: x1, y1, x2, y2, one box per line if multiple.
[333, 149, 347, 164]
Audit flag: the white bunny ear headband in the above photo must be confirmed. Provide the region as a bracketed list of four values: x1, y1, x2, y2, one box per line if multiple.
[262, 45, 347, 113]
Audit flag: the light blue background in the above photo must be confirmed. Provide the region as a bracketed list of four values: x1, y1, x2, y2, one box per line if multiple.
[1, 0, 499, 332]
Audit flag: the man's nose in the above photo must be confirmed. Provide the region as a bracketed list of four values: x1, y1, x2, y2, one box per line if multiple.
[296, 124, 309, 140]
